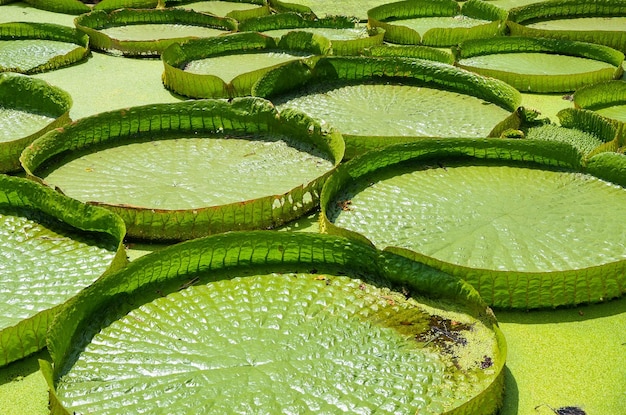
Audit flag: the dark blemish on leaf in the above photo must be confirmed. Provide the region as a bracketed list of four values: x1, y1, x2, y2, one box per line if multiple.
[562, 94, 574, 101]
[480, 355, 493, 369]
[436, 161, 447, 171]
[337, 199, 352, 211]
[416, 315, 470, 354]
[309, 268, 318, 274]
[401, 286, 410, 299]
[314, 275, 332, 285]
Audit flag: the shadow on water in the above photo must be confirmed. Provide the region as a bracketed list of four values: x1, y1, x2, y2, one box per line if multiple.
[495, 295, 626, 325]
[499, 366, 520, 415]
[0, 349, 50, 387]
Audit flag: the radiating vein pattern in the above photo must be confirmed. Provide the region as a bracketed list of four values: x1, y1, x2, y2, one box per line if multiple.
[276, 83, 510, 138]
[40, 135, 334, 209]
[56, 273, 496, 414]
[330, 163, 626, 272]
[0, 208, 117, 329]
[0, 106, 55, 143]
[458, 53, 615, 76]
[0, 39, 78, 72]
[99, 24, 227, 41]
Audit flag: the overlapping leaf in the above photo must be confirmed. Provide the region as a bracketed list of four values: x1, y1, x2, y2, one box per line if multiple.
[0, 72, 71, 173]
[0, 174, 126, 367]
[254, 56, 522, 158]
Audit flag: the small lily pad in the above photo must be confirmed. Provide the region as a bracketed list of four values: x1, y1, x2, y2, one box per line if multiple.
[573, 80, 626, 136]
[162, 32, 315, 98]
[0, 72, 72, 173]
[0, 22, 89, 74]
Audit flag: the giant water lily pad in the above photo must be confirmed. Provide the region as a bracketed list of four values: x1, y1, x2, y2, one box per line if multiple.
[551, 106, 623, 159]
[0, 22, 89, 74]
[17, 0, 159, 15]
[239, 14, 385, 55]
[320, 138, 626, 309]
[255, 56, 521, 158]
[21, 98, 344, 240]
[573, 80, 626, 134]
[0, 72, 72, 173]
[368, 0, 506, 46]
[42, 231, 506, 415]
[507, 0, 626, 53]
[455, 37, 624, 93]
[269, 0, 394, 21]
[173, 0, 270, 21]
[75, 8, 237, 56]
[162, 32, 317, 98]
[0, 174, 126, 367]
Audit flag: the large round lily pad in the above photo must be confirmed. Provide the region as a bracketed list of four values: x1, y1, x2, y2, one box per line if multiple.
[0, 22, 89, 74]
[269, 0, 394, 21]
[42, 231, 506, 415]
[17, 0, 159, 15]
[0, 174, 126, 367]
[173, 0, 271, 21]
[368, 0, 507, 46]
[21, 98, 344, 240]
[0, 72, 72, 173]
[454, 37, 624, 93]
[320, 138, 626, 308]
[75, 8, 237, 56]
[239, 14, 385, 56]
[255, 56, 521, 158]
[507, 0, 626, 53]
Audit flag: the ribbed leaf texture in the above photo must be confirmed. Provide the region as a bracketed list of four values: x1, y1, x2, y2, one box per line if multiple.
[320, 138, 626, 308]
[21, 98, 344, 240]
[0, 174, 126, 367]
[42, 231, 505, 415]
